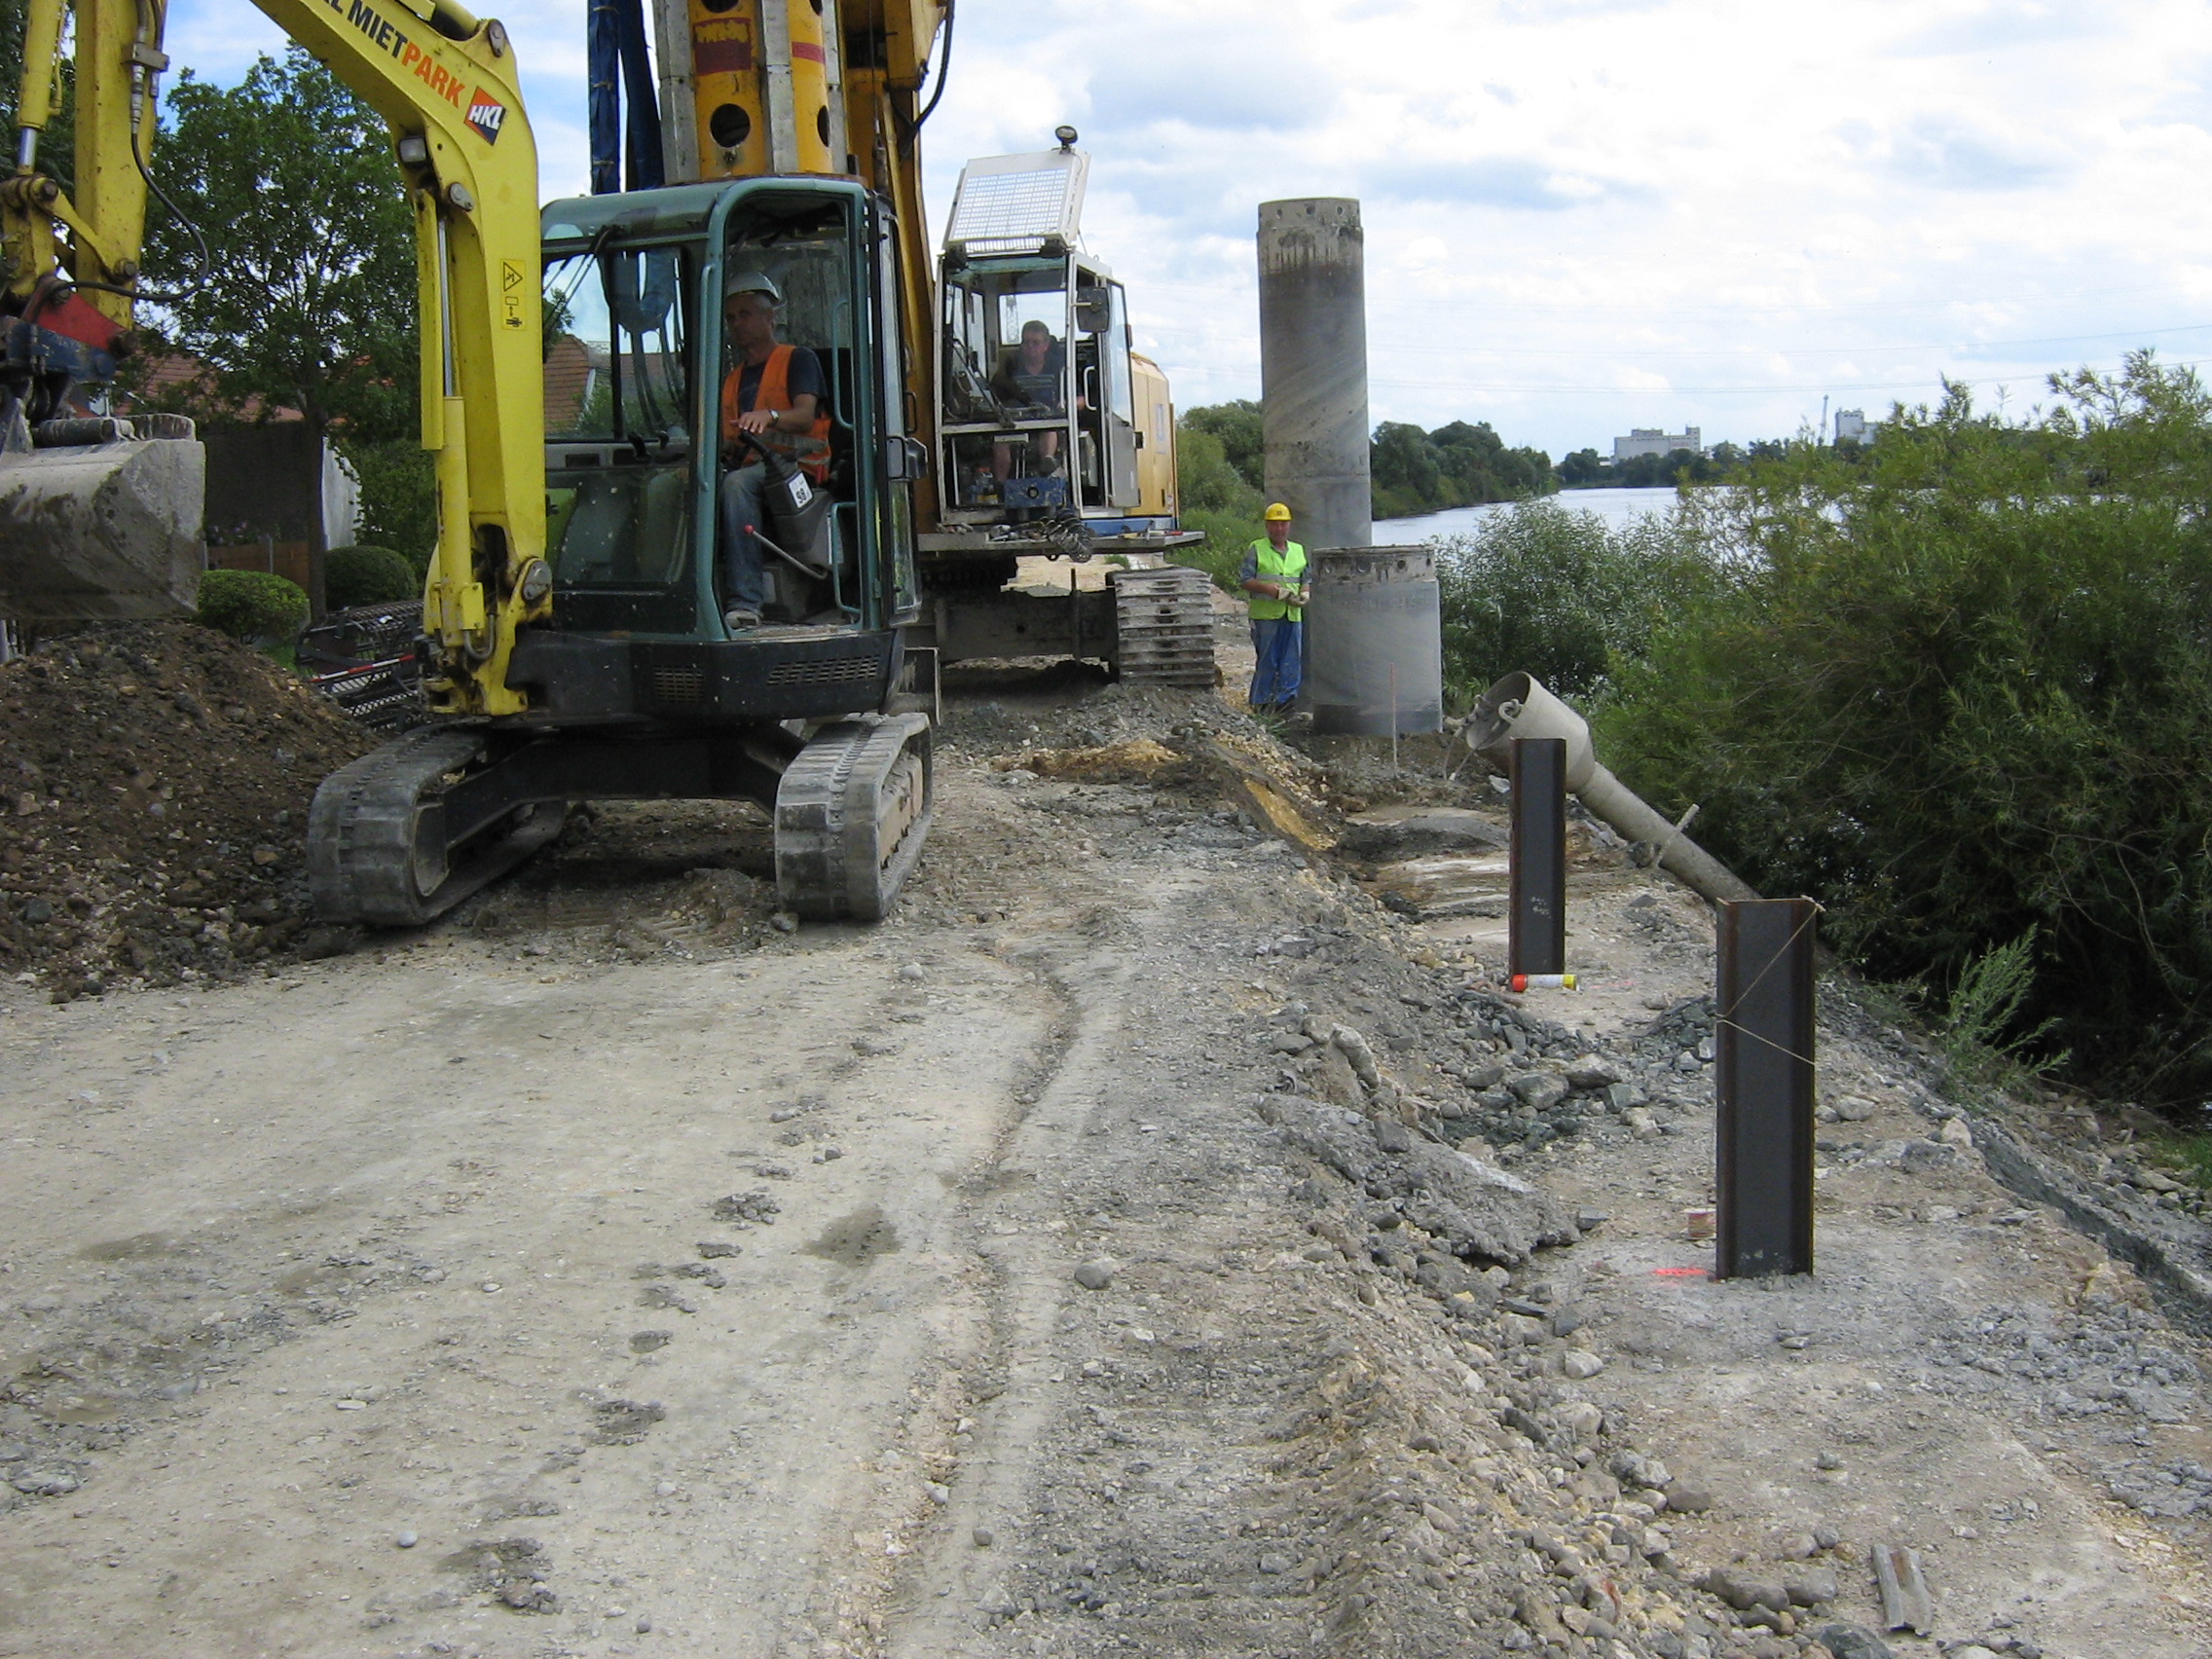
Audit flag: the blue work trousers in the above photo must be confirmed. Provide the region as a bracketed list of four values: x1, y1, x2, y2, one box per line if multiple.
[719, 461, 768, 613]
[1249, 617, 1303, 710]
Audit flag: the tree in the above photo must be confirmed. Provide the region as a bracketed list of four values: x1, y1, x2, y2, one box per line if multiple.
[1599, 353, 2212, 1102]
[1435, 499, 1716, 705]
[338, 437, 437, 573]
[137, 49, 418, 615]
[1370, 421, 1444, 516]
[1166, 420, 1266, 593]
[1182, 400, 1264, 493]
[1557, 448, 1604, 487]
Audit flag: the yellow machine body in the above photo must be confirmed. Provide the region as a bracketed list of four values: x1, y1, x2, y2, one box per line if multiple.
[653, 0, 943, 528]
[1130, 351, 1178, 521]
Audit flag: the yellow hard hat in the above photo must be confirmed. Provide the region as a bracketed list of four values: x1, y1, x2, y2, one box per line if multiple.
[1263, 502, 1292, 522]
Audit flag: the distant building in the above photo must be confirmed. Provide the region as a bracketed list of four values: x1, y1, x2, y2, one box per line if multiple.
[1613, 425, 1703, 462]
[1833, 408, 1870, 443]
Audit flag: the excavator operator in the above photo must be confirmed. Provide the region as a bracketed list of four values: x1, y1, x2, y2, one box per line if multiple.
[719, 271, 830, 630]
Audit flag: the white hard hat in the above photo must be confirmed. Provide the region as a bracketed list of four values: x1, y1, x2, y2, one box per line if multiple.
[723, 270, 783, 304]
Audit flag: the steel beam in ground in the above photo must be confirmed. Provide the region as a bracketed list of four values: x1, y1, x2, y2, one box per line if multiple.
[1509, 736, 1567, 978]
[1714, 898, 1818, 1278]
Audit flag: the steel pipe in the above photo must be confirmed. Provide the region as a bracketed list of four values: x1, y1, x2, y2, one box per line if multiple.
[1464, 671, 1758, 905]
[1714, 898, 1818, 1279]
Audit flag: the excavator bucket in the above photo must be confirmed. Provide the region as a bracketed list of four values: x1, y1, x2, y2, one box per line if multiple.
[0, 422, 205, 621]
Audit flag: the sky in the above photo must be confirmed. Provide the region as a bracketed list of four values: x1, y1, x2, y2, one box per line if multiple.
[155, 0, 2212, 458]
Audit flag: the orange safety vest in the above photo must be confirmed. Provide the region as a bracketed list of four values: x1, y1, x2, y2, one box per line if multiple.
[720, 344, 831, 480]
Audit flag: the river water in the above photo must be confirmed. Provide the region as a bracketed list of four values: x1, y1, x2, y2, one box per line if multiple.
[1377, 485, 1693, 542]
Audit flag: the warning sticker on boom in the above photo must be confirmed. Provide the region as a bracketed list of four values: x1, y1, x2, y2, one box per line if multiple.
[501, 261, 527, 330]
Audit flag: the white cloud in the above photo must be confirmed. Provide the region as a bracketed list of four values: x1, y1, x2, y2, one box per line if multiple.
[156, 0, 2212, 454]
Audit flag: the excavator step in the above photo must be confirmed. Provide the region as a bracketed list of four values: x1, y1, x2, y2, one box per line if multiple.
[1111, 566, 1217, 687]
[775, 713, 935, 922]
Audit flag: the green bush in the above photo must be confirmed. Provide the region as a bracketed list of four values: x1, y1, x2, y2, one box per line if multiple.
[1595, 352, 2212, 1102]
[325, 544, 420, 609]
[196, 568, 310, 642]
[1167, 506, 1269, 594]
[1434, 498, 1720, 707]
[1181, 400, 1264, 492]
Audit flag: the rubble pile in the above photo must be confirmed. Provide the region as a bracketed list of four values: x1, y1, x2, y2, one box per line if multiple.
[1257, 983, 1714, 1163]
[0, 623, 375, 997]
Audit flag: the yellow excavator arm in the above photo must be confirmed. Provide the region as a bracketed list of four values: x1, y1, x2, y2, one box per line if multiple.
[3, 0, 157, 329]
[5, 0, 549, 715]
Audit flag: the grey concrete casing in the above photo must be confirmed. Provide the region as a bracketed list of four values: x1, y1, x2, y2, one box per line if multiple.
[1258, 198, 1371, 552]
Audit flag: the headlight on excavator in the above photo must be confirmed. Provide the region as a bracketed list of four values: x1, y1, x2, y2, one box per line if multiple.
[518, 558, 552, 605]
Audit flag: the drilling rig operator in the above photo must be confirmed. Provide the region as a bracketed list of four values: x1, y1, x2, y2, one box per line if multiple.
[990, 318, 1072, 488]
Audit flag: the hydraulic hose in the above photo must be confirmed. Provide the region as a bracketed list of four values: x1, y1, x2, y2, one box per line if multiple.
[124, 0, 210, 308]
[911, 0, 955, 132]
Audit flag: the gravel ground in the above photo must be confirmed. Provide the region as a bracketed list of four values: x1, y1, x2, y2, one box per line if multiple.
[0, 667, 2204, 1659]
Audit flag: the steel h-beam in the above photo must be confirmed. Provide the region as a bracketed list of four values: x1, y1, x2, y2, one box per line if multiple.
[1509, 736, 1567, 978]
[1714, 898, 1817, 1278]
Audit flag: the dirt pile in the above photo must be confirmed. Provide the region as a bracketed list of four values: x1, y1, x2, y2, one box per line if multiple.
[0, 622, 376, 997]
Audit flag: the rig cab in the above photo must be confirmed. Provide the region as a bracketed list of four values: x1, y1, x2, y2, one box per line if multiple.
[927, 137, 1184, 585]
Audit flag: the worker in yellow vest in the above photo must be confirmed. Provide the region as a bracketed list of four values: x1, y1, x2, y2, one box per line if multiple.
[1238, 502, 1309, 713]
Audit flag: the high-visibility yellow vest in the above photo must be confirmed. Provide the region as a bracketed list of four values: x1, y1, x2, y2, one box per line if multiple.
[1248, 538, 1308, 621]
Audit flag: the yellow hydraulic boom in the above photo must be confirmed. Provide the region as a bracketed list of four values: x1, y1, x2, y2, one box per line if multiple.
[3, 0, 157, 329]
[5, 0, 550, 715]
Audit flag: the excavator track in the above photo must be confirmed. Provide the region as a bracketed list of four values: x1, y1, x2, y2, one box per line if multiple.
[1110, 565, 1218, 687]
[307, 727, 568, 928]
[775, 713, 935, 922]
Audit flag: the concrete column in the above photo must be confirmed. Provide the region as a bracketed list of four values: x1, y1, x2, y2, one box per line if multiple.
[1258, 198, 1371, 550]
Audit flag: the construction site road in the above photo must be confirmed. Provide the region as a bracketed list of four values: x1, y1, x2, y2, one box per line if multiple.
[0, 675, 2207, 1659]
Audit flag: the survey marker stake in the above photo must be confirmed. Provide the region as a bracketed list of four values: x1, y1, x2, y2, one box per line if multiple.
[1714, 897, 1818, 1279]
[1509, 735, 1567, 979]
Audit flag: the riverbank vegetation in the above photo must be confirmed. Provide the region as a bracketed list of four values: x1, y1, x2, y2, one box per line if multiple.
[1432, 500, 1712, 705]
[1170, 403, 1556, 572]
[1190, 364, 2212, 1105]
[1372, 420, 1556, 517]
[1166, 414, 1269, 590]
[1467, 354, 2212, 1109]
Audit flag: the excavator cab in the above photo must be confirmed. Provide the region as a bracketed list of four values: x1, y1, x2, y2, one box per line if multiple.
[516, 176, 923, 720]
